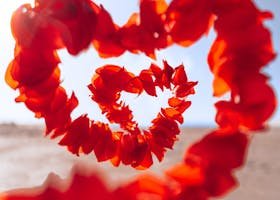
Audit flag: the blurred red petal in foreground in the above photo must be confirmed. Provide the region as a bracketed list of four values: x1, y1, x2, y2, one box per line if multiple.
[0, 165, 113, 200]
[0, 165, 171, 200]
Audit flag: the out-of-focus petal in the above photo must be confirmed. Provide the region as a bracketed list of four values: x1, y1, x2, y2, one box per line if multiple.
[167, 0, 213, 46]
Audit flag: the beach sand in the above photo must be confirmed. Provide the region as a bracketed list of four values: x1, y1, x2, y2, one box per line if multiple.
[0, 124, 279, 199]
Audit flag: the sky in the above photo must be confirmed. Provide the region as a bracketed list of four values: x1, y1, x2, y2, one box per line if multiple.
[0, 0, 279, 127]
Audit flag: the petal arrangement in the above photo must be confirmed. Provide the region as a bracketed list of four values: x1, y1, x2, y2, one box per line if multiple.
[2, 0, 277, 199]
[6, 0, 198, 169]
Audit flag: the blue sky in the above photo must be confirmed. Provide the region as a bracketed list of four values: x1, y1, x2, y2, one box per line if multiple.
[0, 0, 279, 127]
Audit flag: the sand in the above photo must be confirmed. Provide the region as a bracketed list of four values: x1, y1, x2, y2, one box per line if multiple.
[0, 124, 279, 199]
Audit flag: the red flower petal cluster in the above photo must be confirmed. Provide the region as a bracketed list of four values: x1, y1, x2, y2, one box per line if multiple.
[11, 0, 98, 54]
[10, 0, 215, 58]
[3, 0, 277, 199]
[6, 0, 200, 169]
[208, 0, 277, 131]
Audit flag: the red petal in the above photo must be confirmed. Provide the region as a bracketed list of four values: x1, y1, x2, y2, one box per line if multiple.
[167, 0, 213, 46]
[139, 70, 157, 96]
[59, 115, 90, 155]
[172, 65, 188, 85]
